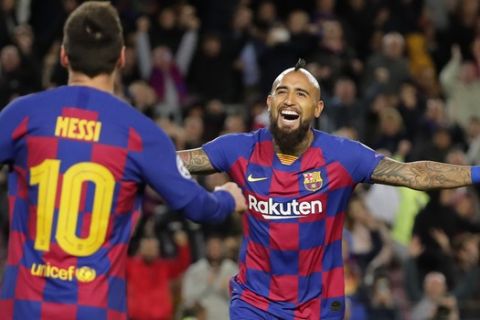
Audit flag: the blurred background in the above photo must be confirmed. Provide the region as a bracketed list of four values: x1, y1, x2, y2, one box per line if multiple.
[1, 0, 480, 319]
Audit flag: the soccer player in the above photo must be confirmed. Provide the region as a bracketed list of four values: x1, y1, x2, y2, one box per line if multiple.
[178, 59, 480, 319]
[0, 2, 246, 320]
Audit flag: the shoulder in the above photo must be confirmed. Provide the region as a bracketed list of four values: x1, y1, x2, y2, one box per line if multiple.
[312, 130, 380, 159]
[210, 128, 263, 144]
[0, 90, 49, 122]
[188, 259, 209, 272]
[2, 89, 50, 111]
[312, 129, 363, 149]
[204, 128, 264, 152]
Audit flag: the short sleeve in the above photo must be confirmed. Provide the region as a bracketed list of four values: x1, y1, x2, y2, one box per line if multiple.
[349, 141, 384, 184]
[202, 133, 247, 172]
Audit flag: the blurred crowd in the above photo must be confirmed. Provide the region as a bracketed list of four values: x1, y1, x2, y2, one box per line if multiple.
[1, 0, 480, 319]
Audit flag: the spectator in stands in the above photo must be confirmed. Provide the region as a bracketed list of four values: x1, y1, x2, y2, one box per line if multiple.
[181, 235, 238, 320]
[411, 188, 480, 287]
[308, 19, 361, 95]
[345, 195, 393, 275]
[362, 32, 410, 96]
[466, 117, 480, 165]
[188, 33, 235, 102]
[410, 271, 460, 320]
[373, 107, 407, 155]
[127, 227, 191, 320]
[148, 7, 182, 52]
[182, 115, 205, 149]
[440, 45, 480, 130]
[367, 272, 401, 320]
[0, 0, 19, 48]
[0, 44, 41, 107]
[226, 5, 257, 102]
[323, 77, 366, 139]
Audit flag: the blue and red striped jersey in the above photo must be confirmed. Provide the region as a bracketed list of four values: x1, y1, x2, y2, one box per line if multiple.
[0, 86, 234, 320]
[203, 128, 384, 319]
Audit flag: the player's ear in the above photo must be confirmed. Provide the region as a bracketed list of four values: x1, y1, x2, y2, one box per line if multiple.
[60, 46, 69, 68]
[117, 46, 126, 68]
[267, 95, 272, 111]
[314, 100, 324, 118]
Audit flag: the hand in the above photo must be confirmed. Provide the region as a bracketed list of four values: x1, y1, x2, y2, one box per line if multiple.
[451, 44, 462, 61]
[185, 17, 200, 30]
[215, 182, 247, 213]
[136, 16, 150, 33]
[173, 230, 189, 246]
[408, 236, 424, 258]
[374, 67, 389, 83]
[396, 140, 412, 159]
[430, 228, 451, 254]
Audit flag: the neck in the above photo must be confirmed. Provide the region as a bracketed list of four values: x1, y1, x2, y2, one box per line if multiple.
[274, 129, 314, 157]
[68, 71, 116, 94]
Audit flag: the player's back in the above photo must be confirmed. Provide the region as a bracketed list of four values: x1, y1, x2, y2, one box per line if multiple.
[0, 86, 156, 320]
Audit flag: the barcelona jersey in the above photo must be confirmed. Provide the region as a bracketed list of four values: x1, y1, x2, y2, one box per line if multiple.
[203, 128, 384, 320]
[0, 86, 233, 320]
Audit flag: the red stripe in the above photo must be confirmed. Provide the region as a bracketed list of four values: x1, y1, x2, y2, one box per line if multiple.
[14, 166, 28, 199]
[300, 146, 325, 171]
[240, 288, 270, 312]
[91, 144, 127, 180]
[26, 136, 59, 168]
[127, 128, 143, 152]
[250, 141, 274, 167]
[229, 157, 248, 188]
[0, 300, 14, 319]
[326, 162, 354, 190]
[11, 116, 29, 141]
[6, 231, 26, 265]
[62, 107, 98, 121]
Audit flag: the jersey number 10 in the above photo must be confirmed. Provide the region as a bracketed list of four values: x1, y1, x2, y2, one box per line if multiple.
[30, 159, 115, 257]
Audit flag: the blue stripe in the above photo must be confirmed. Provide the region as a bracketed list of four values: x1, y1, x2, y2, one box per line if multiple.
[0, 266, 19, 298]
[471, 166, 480, 184]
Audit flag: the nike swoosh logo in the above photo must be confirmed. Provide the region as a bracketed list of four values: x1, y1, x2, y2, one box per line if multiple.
[247, 174, 268, 182]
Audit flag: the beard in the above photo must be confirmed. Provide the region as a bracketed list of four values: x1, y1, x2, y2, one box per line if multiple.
[269, 113, 311, 155]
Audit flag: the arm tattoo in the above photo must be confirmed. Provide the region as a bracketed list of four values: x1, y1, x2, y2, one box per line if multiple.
[371, 158, 472, 190]
[177, 148, 217, 174]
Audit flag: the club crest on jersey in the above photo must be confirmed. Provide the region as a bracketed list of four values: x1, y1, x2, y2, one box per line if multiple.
[303, 171, 322, 191]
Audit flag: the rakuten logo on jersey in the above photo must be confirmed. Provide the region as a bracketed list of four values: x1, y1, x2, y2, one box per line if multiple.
[248, 195, 323, 220]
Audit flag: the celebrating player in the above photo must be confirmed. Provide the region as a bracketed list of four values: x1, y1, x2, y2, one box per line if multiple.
[0, 2, 246, 320]
[178, 59, 480, 319]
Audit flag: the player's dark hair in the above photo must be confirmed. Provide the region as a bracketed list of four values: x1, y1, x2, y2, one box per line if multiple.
[270, 58, 320, 97]
[63, 1, 124, 77]
[294, 58, 306, 70]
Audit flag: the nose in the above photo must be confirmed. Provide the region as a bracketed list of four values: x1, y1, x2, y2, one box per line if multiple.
[284, 90, 296, 105]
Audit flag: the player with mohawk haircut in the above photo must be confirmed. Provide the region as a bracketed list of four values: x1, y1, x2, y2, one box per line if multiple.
[179, 59, 480, 319]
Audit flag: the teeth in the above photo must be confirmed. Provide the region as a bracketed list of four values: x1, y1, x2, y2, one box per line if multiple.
[281, 110, 299, 116]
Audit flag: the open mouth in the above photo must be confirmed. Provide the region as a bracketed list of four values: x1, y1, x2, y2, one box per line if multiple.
[280, 110, 300, 121]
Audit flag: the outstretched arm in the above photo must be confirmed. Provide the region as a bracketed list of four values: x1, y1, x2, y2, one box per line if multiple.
[371, 157, 475, 190]
[177, 148, 217, 174]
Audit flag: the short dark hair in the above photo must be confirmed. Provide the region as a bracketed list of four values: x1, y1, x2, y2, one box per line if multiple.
[294, 58, 306, 70]
[63, 1, 124, 77]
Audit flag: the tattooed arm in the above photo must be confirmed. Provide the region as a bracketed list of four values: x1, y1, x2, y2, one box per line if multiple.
[177, 148, 217, 174]
[371, 158, 473, 190]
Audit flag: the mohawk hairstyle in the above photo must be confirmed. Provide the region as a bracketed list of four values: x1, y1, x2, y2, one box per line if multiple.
[294, 58, 306, 70]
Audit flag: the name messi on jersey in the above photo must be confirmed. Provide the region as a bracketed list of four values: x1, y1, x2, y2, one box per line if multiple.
[248, 195, 323, 219]
[55, 116, 102, 142]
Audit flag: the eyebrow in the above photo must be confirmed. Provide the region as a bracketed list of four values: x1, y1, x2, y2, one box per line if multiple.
[275, 85, 311, 96]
